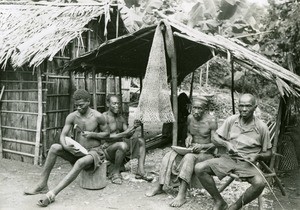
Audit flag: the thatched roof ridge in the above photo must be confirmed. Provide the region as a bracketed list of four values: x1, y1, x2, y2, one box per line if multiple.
[166, 17, 300, 97]
[63, 17, 300, 97]
[0, 3, 109, 68]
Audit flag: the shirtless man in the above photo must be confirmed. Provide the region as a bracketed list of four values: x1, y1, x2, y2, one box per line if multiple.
[24, 89, 109, 207]
[102, 95, 152, 185]
[194, 94, 272, 210]
[146, 96, 217, 207]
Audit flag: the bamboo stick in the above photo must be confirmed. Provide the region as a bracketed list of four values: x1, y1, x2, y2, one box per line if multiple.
[3, 137, 41, 146]
[69, 41, 76, 112]
[34, 67, 43, 165]
[270, 98, 283, 170]
[1, 110, 45, 116]
[1, 126, 36, 132]
[231, 57, 235, 114]
[2, 148, 35, 158]
[92, 68, 97, 110]
[189, 71, 195, 100]
[2, 89, 48, 92]
[1, 100, 46, 104]
[43, 61, 49, 160]
[0, 86, 5, 158]
[139, 77, 144, 138]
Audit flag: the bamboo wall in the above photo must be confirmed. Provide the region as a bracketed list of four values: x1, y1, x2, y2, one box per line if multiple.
[0, 19, 130, 164]
[0, 67, 46, 164]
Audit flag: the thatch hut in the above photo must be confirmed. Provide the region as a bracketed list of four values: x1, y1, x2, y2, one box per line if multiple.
[0, 1, 134, 165]
[63, 15, 300, 171]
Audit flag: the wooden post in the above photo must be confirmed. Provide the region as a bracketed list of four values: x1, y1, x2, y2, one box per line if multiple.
[189, 71, 195, 100]
[139, 77, 144, 138]
[206, 61, 209, 86]
[119, 76, 123, 113]
[92, 68, 97, 110]
[84, 72, 89, 91]
[270, 98, 283, 170]
[231, 58, 235, 114]
[0, 86, 5, 159]
[163, 22, 178, 146]
[69, 41, 76, 112]
[34, 67, 43, 165]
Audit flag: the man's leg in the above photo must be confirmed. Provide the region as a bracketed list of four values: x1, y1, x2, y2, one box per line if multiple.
[228, 175, 266, 210]
[195, 162, 228, 210]
[169, 180, 188, 207]
[170, 153, 197, 207]
[51, 155, 94, 196]
[25, 144, 76, 195]
[137, 138, 146, 175]
[106, 142, 128, 184]
[145, 182, 164, 197]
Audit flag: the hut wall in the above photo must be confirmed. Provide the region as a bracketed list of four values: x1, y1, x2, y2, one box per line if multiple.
[0, 68, 46, 164]
[0, 19, 130, 164]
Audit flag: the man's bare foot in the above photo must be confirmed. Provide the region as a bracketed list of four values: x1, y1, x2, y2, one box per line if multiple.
[213, 199, 228, 210]
[169, 196, 187, 207]
[24, 185, 49, 195]
[145, 185, 164, 197]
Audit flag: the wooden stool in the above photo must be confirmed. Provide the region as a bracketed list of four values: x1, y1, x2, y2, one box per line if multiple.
[80, 162, 107, 190]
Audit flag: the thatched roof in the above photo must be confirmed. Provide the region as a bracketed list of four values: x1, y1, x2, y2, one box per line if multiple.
[63, 16, 300, 97]
[0, 1, 126, 69]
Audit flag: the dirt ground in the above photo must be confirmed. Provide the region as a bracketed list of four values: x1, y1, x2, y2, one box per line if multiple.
[0, 146, 299, 210]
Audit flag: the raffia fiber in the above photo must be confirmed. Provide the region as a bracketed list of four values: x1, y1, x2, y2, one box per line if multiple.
[134, 25, 175, 123]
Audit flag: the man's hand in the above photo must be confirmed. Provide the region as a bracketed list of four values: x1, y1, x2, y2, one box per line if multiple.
[192, 144, 204, 154]
[64, 144, 80, 156]
[226, 142, 238, 155]
[81, 131, 93, 139]
[246, 154, 260, 163]
[125, 127, 136, 137]
[133, 120, 142, 128]
[185, 135, 193, 147]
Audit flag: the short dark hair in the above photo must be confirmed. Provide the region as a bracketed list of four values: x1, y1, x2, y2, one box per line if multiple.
[106, 94, 120, 103]
[73, 89, 91, 101]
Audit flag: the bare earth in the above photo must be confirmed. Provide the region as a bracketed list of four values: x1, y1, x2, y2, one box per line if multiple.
[0, 147, 299, 210]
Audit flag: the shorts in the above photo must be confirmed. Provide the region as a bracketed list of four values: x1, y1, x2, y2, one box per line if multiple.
[68, 146, 106, 173]
[203, 154, 262, 180]
[102, 138, 140, 163]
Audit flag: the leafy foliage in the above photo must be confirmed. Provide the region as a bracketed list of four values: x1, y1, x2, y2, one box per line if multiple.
[260, 0, 300, 75]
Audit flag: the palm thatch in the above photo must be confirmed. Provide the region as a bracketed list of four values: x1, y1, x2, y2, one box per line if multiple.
[0, 2, 117, 69]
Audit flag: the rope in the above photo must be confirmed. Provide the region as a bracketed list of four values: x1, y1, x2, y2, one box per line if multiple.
[233, 153, 285, 210]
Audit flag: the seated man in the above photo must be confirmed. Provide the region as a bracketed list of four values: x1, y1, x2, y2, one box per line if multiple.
[24, 89, 109, 207]
[146, 96, 218, 207]
[102, 95, 152, 185]
[194, 93, 272, 210]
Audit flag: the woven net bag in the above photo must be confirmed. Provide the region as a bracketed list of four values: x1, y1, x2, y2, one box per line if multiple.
[134, 25, 175, 123]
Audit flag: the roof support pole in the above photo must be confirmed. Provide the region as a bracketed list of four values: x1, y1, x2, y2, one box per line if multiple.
[34, 67, 43, 165]
[115, 5, 123, 114]
[189, 71, 195, 100]
[270, 98, 284, 170]
[163, 22, 178, 146]
[139, 77, 144, 138]
[92, 67, 97, 110]
[0, 86, 5, 159]
[231, 57, 235, 114]
[69, 41, 76, 112]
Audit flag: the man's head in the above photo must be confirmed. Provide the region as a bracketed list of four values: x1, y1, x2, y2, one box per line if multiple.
[73, 89, 91, 114]
[238, 93, 257, 120]
[106, 95, 120, 114]
[191, 96, 208, 120]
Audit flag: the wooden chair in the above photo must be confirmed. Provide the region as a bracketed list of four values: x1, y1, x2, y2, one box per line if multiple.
[218, 121, 286, 210]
